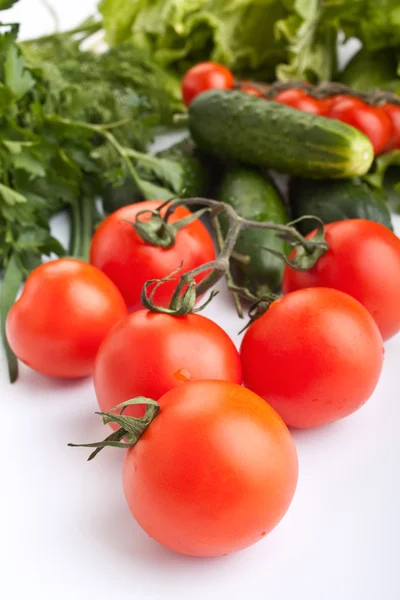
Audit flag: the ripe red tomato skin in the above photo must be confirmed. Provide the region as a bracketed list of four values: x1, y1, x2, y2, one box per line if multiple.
[274, 89, 325, 114]
[328, 97, 392, 155]
[94, 310, 242, 424]
[90, 201, 215, 311]
[6, 258, 127, 378]
[381, 103, 400, 151]
[283, 220, 400, 341]
[239, 84, 265, 97]
[123, 380, 298, 557]
[241, 288, 383, 429]
[182, 62, 234, 106]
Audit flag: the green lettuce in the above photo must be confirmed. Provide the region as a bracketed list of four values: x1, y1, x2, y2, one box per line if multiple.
[99, 0, 337, 82]
[99, 0, 400, 85]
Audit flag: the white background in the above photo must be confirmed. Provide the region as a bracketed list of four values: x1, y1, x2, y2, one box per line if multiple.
[1, 1, 400, 599]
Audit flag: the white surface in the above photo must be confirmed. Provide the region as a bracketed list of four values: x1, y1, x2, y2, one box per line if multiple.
[1, 2, 400, 599]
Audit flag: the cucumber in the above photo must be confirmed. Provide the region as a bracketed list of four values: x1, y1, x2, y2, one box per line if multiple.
[157, 138, 210, 198]
[189, 90, 374, 179]
[289, 177, 393, 234]
[102, 169, 142, 214]
[218, 167, 289, 295]
[102, 139, 210, 214]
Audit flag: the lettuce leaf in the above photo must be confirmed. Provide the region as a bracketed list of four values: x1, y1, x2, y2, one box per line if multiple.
[99, 0, 336, 81]
[99, 0, 400, 85]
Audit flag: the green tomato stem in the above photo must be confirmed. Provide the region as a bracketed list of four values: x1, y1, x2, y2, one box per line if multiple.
[68, 398, 160, 461]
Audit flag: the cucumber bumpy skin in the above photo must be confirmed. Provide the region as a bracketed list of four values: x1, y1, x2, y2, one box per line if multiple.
[189, 90, 374, 179]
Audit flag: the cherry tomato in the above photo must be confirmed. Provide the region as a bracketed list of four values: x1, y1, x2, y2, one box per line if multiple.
[283, 220, 400, 341]
[241, 288, 383, 429]
[182, 62, 234, 106]
[274, 89, 327, 115]
[329, 96, 392, 155]
[90, 201, 215, 311]
[123, 380, 298, 556]
[381, 103, 400, 151]
[95, 310, 242, 423]
[239, 84, 266, 97]
[6, 259, 127, 378]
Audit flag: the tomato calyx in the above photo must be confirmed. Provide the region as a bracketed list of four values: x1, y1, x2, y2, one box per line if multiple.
[141, 263, 220, 316]
[132, 201, 210, 248]
[68, 398, 160, 460]
[277, 216, 328, 270]
[229, 284, 280, 331]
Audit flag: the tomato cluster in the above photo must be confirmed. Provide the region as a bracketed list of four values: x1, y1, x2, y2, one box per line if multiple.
[181, 62, 400, 155]
[5, 198, 400, 554]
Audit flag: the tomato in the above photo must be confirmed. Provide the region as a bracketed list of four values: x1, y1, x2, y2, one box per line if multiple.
[90, 201, 215, 311]
[241, 288, 383, 429]
[274, 89, 329, 115]
[95, 310, 242, 424]
[122, 380, 298, 556]
[182, 62, 234, 106]
[283, 220, 400, 341]
[6, 259, 127, 378]
[328, 96, 392, 154]
[239, 84, 265, 97]
[381, 103, 400, 151]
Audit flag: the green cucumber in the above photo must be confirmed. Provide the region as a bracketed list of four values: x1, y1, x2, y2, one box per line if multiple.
[157, 138, 210, 198]
[218, 167, 289, 295]
[102, 139, 210, 214]
[289, 177, 393, 234]
[189, 90, 374, 179]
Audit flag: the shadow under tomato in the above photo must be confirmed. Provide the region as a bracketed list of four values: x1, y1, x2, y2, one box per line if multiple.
[80, 483, 292, 572]
[18, 362, 92, 393]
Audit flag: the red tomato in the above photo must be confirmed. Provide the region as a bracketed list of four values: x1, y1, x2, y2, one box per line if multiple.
[123, 380, 298, 556]
[381, 103, 400, 151]
[274, 89, 326, 114]
[329, 94, 351, 105]
[329, 96, 392, 154]
[241, 288, 383, 429]
[90, 201, 215, 311]
[182, 62, 234, 106]
[239, 84, 265, 97]
[6, 259, 127, 378]
[95, 310, 242, 423]
[283, 220, 400, 341]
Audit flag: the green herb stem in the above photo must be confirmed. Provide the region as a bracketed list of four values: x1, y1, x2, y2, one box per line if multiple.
[80, 197, 94, 262]
[0, 253, 23, 383]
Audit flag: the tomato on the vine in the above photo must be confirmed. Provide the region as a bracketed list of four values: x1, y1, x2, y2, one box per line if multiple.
[283, 220, 400, 341]
[239, 84, 266, 97]
[241, 287, 383, 429]
[274, 89, 330, 115]
[381, 103, 400, 151]
[94, 310, 242, 423]
[123, 380, 298, 556]
[90, 201, 215, 311]
[182, 62, 234, 106]
[329, 96, 392, 154]
[6, 259, 127, 378]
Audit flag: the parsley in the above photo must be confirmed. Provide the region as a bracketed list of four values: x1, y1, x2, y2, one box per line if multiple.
[0, 12, 185, 382]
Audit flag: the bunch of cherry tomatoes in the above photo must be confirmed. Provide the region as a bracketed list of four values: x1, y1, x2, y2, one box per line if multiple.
[181, 61, 400, 155]
[5, 195, 400, 557]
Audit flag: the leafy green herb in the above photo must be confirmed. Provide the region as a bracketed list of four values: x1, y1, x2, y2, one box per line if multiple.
[0, 12, 187, 382]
